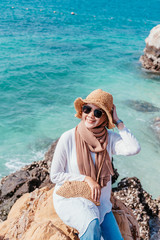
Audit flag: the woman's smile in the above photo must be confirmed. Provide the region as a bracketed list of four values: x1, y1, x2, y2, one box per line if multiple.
[86, 117, 96, 124]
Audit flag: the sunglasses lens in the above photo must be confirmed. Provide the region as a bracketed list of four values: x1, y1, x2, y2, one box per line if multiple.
[82, 105, 91, 114]
[94, 109, 103, 118]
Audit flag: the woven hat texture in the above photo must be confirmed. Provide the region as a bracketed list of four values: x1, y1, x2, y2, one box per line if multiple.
[56, 181, 100, 206]
[74, 89, 115, 129]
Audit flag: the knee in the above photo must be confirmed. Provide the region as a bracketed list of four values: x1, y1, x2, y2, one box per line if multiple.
[90, 218, 101, 232]
[88, 218, 101, 239]
[80, 218, 101, 240]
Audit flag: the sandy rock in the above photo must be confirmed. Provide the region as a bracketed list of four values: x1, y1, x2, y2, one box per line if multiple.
[0, 175, 159, 239]
[0, 187, 79, 240]
[0, 186, 140, 240]
[140, 25, 160, 72]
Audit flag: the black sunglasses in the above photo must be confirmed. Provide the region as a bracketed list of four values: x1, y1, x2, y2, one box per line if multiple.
[82, 105, 104, 118]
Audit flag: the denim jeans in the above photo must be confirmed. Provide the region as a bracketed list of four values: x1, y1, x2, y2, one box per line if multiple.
[80, 211, 123, 240]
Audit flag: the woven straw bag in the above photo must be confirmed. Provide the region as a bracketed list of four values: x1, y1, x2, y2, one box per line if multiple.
[56, 181, 100, 206]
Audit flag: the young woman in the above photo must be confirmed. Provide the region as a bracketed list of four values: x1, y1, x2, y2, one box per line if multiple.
[50, 89, 141, 240]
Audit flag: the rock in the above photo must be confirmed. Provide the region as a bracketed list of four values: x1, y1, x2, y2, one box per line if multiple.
[112, 177, 160, 240]
[0, 140, 58, 221]
[0, 186, 139, 240]
[0, 177, 159, 240]
[151, 117, 160, 141]
[0, 187, 79, 240]
[140, 25, 160, 73]
[150, 217, 160, 240]
[125, 100, 160, 112]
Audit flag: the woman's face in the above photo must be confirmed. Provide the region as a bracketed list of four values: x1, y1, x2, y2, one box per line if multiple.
[81, 103, 107, 129]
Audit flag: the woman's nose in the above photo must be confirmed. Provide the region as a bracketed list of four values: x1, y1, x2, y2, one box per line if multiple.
[88, 110, 94, 117]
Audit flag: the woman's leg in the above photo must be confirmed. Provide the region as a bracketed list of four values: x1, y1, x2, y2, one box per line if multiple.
[101, 211, 123, 240]
[80, 218, 101, 240]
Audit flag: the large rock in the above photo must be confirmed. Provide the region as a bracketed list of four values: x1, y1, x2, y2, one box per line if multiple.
[140, 25, 160, 72]
[113, 177, 160, 240]
[0, 178, 159, 240]
[0, 187, 79, 240]
[0, 186, 139, 240]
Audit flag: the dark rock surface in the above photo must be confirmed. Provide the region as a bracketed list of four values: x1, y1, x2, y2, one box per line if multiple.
[140, 25, 160, 73]
[126, 100, 160, 112]
[113, 177, 160, 240]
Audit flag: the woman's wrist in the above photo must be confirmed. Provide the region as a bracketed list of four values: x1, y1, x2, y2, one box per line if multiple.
[115, 119, 123, 126]
[117, 122, 125, 130]
[84, 176, 91, 182]
[114, 119, 124, 130]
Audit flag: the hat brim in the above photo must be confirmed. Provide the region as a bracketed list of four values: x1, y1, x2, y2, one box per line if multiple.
[74, 97, 115, 129]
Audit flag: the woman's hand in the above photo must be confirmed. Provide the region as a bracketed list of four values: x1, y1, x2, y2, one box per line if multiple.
[112, 104, 119, 123]
[112, 104, 124, 130]
[84, 176, 101, 203]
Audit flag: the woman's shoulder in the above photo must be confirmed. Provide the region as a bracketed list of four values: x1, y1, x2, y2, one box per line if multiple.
[107, 129, 121, 143]
[107, 129, 118, 138]
[60, 128, 75, 142]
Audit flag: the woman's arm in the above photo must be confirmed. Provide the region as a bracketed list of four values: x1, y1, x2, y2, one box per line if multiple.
[50, 132, 85, 185]
[111, 104, 141, 156]
[111, 128, 141, 155]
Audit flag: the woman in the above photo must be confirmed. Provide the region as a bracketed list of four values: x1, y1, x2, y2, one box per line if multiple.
[50, 89, 141, 240]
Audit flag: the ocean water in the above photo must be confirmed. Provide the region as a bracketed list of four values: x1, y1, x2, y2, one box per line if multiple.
[0, 0, 160, 198]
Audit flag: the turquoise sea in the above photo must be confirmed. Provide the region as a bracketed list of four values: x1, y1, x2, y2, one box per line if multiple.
[0, 0, 160, 198]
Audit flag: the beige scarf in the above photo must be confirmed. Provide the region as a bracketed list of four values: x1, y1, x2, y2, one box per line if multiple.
[75, 121, 114, 187]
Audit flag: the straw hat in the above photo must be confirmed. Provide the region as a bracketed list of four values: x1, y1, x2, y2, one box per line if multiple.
[74, 89, 115, 129]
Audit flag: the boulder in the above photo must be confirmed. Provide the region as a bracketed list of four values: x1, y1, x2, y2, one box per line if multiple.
[113, 177, 160, 240]
[0, 186, 139, 240]
[0, 187, 79, 240]
[140, 25, 160, 72]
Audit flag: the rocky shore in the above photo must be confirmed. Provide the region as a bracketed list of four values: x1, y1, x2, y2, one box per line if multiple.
[0, 140, 160, 239]
[140, 24, 160, 73]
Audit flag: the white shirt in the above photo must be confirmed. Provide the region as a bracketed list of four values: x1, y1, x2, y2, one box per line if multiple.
[50, 127, 140, 237]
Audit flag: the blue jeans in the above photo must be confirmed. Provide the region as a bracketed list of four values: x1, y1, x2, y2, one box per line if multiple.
[80, 211, 123, 240]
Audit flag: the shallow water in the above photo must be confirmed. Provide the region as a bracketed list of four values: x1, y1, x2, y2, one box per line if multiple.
[0, 0, 160, 199]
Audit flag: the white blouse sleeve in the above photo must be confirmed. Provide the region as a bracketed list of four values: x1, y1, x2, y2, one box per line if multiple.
[111, 127, 141, 156]
[50, 132, 85, 185]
